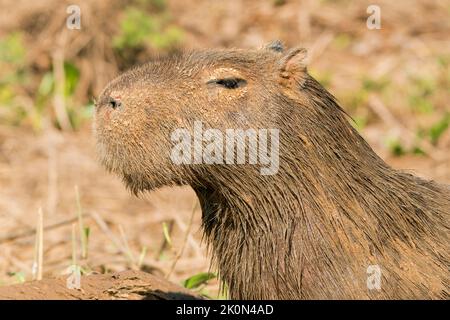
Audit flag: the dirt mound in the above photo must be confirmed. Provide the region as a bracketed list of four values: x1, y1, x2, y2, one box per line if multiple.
[0, 270, 200, 300]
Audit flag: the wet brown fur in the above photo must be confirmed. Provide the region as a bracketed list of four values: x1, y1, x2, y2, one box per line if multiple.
[94, 43, 450, 299]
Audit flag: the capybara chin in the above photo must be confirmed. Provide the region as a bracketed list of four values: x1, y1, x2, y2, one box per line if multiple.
[94, 42, 449, 299]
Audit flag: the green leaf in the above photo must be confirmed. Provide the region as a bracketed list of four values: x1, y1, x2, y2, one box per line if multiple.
[38, 72, 54, 97]
[113, 7, 182, 51]
[84, 227, 90, 240]
[386, 137, 405, 157]
[183, 272, 216, 289]
[412, 146, 426, 156]
[0, 32, 26, 65]
[362, 77, 389, 92]
[9, 272, 26, 284]
[351, 115, 368, 131]
[64, 62, 80, 97]
[429, 113, 450, 145]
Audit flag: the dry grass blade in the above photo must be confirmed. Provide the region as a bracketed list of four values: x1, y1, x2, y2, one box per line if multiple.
[32, 208, 44, 281]
[137, 246, 147, 269]
[75, 186, 88, 259]
[156, 219, 174, 259]
[71, 223, 77, 266]
[118, 224, 137, 269]
[51, 31, 72, 131]
[90, 212, 127, 254]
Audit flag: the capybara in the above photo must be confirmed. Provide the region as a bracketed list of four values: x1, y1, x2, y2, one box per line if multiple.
[94, 42, 449, 299]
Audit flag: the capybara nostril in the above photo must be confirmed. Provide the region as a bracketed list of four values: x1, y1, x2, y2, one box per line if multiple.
[108, 97, 121, 109]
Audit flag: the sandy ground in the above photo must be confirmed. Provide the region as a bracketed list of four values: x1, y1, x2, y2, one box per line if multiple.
[0, 270, 200, 300]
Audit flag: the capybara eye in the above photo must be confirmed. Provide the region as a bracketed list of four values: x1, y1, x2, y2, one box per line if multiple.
[208, 78, 247, 89]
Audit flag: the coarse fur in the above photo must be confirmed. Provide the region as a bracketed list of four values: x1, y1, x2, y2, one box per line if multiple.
[94, 42, 450, 299]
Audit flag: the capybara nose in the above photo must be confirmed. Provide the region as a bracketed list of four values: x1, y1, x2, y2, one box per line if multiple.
[108, 97, 121, 109]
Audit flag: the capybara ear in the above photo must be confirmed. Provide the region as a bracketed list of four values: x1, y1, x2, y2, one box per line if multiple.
[278, 47, 308, 88]
[263, 40, 284, 53]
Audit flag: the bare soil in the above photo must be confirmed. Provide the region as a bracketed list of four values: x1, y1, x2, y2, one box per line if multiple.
[0, 270, 200, 300]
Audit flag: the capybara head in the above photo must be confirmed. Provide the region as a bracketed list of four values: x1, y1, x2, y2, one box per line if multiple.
[94, 42, 315, 192]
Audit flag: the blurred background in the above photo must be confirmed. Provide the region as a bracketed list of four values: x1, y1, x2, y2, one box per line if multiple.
[0, 0, 448, 298]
